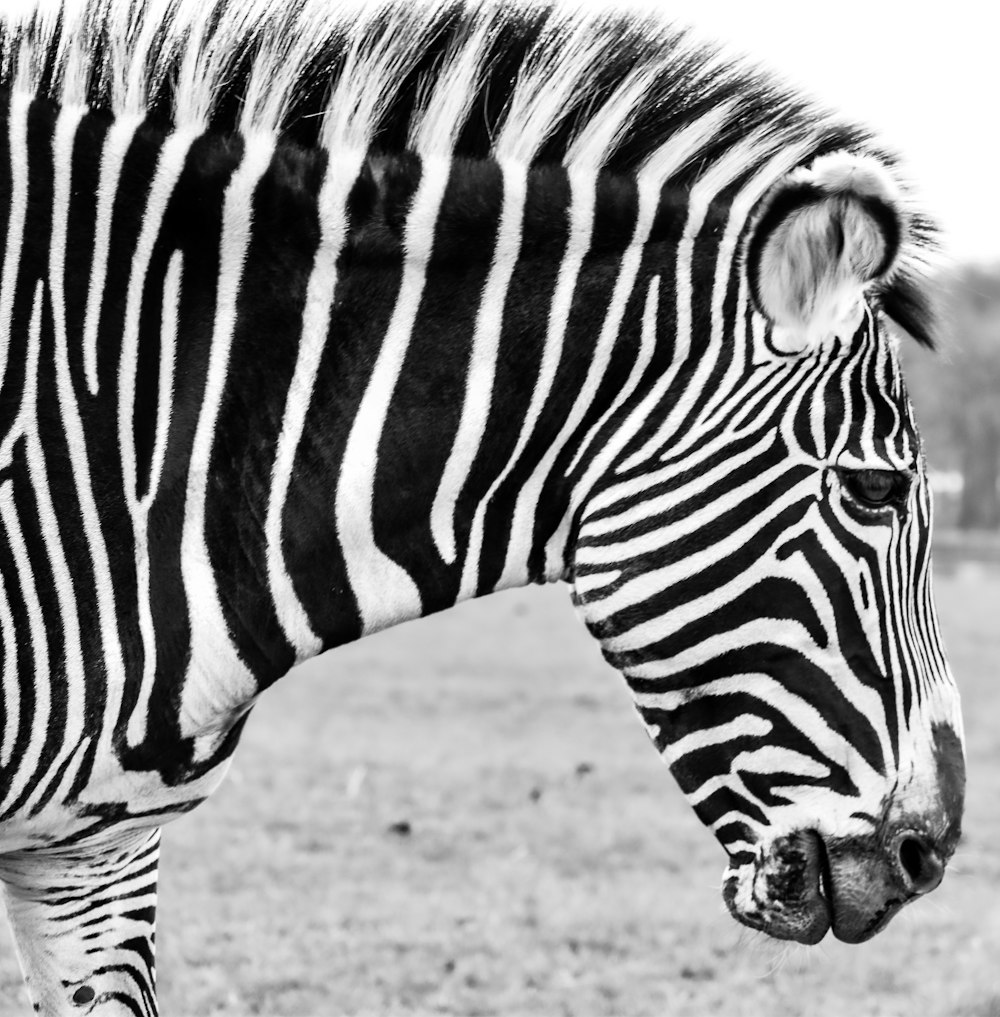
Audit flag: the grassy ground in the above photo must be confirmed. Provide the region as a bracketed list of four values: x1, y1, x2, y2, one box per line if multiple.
[1, 567, 998, 1016]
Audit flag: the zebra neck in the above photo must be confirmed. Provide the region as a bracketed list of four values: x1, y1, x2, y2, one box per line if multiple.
[0, 94, 679, 749]
[269, 152, 670, 659]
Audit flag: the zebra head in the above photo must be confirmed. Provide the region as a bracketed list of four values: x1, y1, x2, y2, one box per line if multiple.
[571, 151, 965, 944]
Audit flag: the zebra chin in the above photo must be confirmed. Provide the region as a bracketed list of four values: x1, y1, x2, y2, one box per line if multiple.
[721, 831, 833, 945]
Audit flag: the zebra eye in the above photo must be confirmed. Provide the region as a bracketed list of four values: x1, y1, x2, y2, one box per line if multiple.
[839, 469, 909, 508]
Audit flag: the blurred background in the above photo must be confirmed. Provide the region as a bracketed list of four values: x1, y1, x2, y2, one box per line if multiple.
[0, 1, 997, 1014]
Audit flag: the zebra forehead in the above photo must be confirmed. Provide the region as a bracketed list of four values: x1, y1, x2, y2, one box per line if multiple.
[0, 0, 938, 342]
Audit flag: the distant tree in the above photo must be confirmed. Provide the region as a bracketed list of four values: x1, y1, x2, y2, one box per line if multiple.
[950, 267, 1000, 528]
[901, 333, 958, 473]
[921, 264, 1000, 530]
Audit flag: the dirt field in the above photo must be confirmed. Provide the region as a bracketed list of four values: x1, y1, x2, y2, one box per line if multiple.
[0, 567, 997, 1016]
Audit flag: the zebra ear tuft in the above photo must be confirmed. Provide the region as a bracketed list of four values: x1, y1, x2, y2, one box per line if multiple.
[746, 152, 907, 343]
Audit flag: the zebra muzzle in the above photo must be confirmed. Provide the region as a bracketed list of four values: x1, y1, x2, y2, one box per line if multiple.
[724, 822, 955, 946]
[821, 829, 947, 944]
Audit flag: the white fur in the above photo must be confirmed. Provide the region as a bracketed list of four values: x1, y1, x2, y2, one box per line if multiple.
[0, 568, 17, 770]
[802, 150, 901, 203]
[615, 124, 808, 475]
[564, 56, 669, 171]
[0, 91, 30, 391]
[0, 287, 50, 815]
[320, 3, 446, 154]
[0, 481, 48, 813]
[493, 10, 613, 164]
[125, 249, 181, 748]
[495, 132, 702, 590]
[524, 106, 742, 580]
[179, 134, 275, 745]
[455, 169, 597, 587]
[408, 8, 496, 155]
[334, 11, 496, 624]
[264, 155, 361, 663]
[333, 155, 451, 633]
[751, 151, 908, 352]
[115, 126, 199, 741]
[44, 102, 133, 774]
[24, 110, 90, 814]
[82, 113, 143, 394]
[542, 271, 660, 578]
[430, 10, 630, 571]
[432, 156, 527, 571]
[263, 3, 460, 656]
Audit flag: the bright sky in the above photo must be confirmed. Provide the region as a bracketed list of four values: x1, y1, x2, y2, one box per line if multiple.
[601, 0, 1000, 266]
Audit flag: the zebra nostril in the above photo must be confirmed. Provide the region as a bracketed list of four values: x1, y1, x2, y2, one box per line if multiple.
[71, 985, 95, 1006]
[895, 833, 945, 895]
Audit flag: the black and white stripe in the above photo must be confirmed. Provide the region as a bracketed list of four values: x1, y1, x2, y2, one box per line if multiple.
[0, 0, 962, 1011]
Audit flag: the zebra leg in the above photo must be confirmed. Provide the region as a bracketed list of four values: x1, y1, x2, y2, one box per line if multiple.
[0, 829, 160, 1016]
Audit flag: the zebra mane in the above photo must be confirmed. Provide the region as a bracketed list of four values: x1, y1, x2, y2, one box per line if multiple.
[0, 0, 939, 345]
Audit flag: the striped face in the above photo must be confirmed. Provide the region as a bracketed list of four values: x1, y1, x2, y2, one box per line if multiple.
[572, 303, 965, 944]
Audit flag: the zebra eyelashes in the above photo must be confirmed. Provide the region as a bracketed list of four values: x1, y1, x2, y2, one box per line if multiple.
[745, 150, 908, 351]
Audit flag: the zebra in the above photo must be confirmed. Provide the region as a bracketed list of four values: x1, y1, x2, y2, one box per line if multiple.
[0, 0, 965, 1012]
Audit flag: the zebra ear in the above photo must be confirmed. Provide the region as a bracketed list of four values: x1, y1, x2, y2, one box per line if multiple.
[746, 152, 906, 347]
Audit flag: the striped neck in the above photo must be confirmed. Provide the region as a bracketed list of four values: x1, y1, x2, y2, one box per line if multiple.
[209, 147, 687, 666]
[3, 93, 700, 710]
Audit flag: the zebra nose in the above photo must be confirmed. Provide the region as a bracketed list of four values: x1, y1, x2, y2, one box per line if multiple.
[892, 831, 945, 896]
